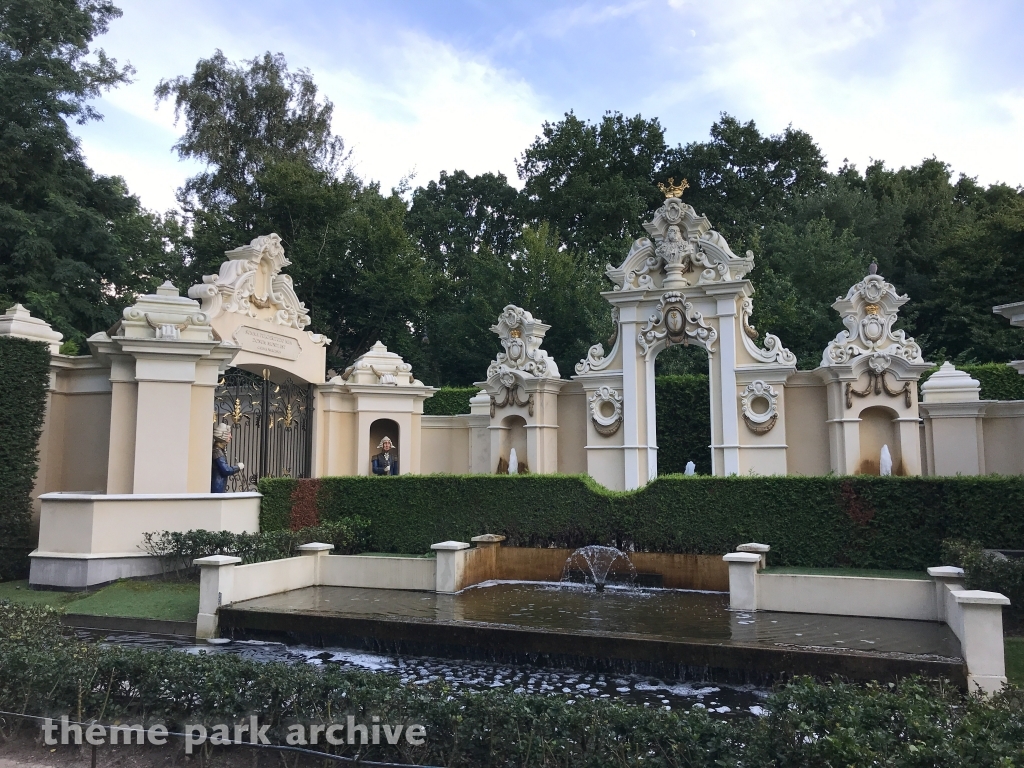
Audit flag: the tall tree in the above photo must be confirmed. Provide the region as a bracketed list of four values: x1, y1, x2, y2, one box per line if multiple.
[517, 111, 670, 270]
[158, 51, 428, 369]
[0, 0, 175, 345]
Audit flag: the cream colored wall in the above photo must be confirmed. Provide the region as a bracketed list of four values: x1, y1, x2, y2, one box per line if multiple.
[980, 402, 1024, 475]
[556, 382, 588, 474]
[757, 572, 936, 620]
[782, 373, 830, 476]
[35, 492, 261, 557]
[319, 554, 435, 590]
[421, 416, 471, 474]
[230, 556, 316, 603]
[59, 393, 111, 492]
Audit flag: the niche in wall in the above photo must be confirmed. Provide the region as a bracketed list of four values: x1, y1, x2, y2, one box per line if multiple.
[369, 418, 400, 474]
[497, 415, 528, 473]
[858, 406, 902, 475]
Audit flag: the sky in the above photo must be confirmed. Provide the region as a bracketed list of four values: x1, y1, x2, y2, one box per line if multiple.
[75, 0, 1024, 214]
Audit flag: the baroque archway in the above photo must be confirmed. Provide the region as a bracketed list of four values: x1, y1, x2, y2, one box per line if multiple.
[573, 181, 797, 489]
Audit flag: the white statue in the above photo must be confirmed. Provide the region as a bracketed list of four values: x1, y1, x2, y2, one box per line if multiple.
[684, 461, 696, 476]
[508, 448, 519, 475]
[880, 445, 892, 476]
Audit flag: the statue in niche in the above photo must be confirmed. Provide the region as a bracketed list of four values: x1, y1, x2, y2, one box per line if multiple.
[372, 436, 399, 475]
[211, 422, 244, 493]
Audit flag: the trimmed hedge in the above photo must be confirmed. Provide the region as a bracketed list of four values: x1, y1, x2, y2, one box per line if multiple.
[655, 375, 712, 474]
[259, 475, 1024, 571]
[423, 386, 479, 415]
[0, 337, 50, 581]
[3, 603, 1024, 767]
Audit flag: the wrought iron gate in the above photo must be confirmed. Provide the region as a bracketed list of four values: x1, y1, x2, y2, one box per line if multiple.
[213, 369, 313, 492]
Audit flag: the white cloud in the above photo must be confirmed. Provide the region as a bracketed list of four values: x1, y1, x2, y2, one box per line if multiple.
[664, 0, 1024, 185]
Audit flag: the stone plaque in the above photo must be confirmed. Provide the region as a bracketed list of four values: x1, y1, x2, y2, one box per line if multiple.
[234, 326, 301, 360]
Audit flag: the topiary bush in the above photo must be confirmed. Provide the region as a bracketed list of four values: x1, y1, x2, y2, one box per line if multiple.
[259, 475, 1024, 571]
[0, 337, 50, 581]
[423, 386, 479, 415]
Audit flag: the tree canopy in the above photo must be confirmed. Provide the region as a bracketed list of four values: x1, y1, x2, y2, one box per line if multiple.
[1, 4, 1021, 379]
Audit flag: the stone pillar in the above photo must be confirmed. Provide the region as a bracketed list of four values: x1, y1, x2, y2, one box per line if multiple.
[297, 542, 334, 583]
[953, 590, 1010, 695]
[926, 566, 965, 622]
[432, 540, 471, 593]
[919, 363, 988, 476]
[723, 552, 762, 610]
[195, 554, 241, 639]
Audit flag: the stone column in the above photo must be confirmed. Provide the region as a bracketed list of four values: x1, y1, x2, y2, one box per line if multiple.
[195, 554, 241, 639]
[432, 540, 471, 593]
[297, 542, 334, 583]
[919, 363, 988, 476]
[723, 552, 762, 610]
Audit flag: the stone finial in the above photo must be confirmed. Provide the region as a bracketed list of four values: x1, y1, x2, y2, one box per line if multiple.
[993, 301, 1024, 328]
[120, 283, 215, 342]
[920, 362, 981, 403]
[335, 341, 422, 386]
[0, 304, 64, 354]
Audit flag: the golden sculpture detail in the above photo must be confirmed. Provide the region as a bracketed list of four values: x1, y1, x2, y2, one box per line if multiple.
[657, 178, 689, 198]
[865, 303, 881, 315]
[231, 398, 242, 424]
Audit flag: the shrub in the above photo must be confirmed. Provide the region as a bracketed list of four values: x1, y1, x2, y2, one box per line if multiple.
[942, 539, 1024, 633]
[259, 475, 1024, 571]
[655, 374, 712, 474]
[423, 386, 480, 416]
[0, 337, 50, 581]
[0, 603, 1022, 766]
[142, 517, 371, 575]
[920, 362, 1024, 401]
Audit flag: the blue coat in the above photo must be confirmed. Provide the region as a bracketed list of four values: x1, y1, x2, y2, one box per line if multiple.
[212, 447, 241, 493]
[372, 451, 398, 476]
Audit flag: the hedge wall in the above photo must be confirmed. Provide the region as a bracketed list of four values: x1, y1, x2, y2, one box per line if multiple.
[423, 386, 479, 415]
[259, 475, 1024, 571]
[655, 375, 712, 474]
[0, 337, 50, 581]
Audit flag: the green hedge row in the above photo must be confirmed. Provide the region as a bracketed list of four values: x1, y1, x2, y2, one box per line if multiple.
[423, 386, 480, 416]
[949, 363, 1024, 401]
[3, 603, 1023, 766]
[258, 475, 1024, 571]
[0, 337, 50, 581]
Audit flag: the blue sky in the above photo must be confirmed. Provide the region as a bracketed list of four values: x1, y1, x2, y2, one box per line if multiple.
[75, 0, 1024, 213]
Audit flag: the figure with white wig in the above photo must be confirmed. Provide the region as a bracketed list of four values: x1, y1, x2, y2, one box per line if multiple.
[372, 436, 399, 475]
[211, 422, 244, 492]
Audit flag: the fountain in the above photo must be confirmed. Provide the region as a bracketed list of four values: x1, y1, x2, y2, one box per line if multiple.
[561, 545, 637, 591]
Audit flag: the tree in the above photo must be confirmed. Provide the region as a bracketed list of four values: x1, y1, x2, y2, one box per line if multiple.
[159, 51, 428, 369]
[518, 111, 671, 269]
[0, 0, 176, 345]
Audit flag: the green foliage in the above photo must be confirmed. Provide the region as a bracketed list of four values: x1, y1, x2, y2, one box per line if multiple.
[1, 602, 1023, 765]
[261, 475, 1024, 571]
[142, 517, 371, 574]
[655, 374, 712, 474]
[424, 386, 478, 416]
[156, 51, 430, 371]
[963, 364, 1024, 400]
[943, 539, 1024, 633]
[0, 0, 179, 346]
[0, 337, 50, 580]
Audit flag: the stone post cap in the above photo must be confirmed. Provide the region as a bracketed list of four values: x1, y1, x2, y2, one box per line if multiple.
[194, 555, 242, 567]
[0, 303, 64, 353]
[953, 590, 1011, 606]
[736, 543, 770, 554]
[927, 565, 965, 579]
[471, 534, 506, 545]
[297, 542, 335, 553]
[431, 541, 471, 551]
[920, 362, 981, 403]
[723, 552, 762, 564]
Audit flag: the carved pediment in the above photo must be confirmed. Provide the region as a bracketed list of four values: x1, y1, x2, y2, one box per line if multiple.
[485, 305, 559, 388]
[821, 268, 925, 372]
[188, 234, 318, 337]
[605, 197, 754, 292]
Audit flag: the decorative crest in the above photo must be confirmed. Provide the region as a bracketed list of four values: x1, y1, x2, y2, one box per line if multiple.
[657, 177, 689, 198]
[188, 234, 323, 344]
[485, 305, 559, 388]
[637, 292, 717, 358]
[821, 269, 925, 372]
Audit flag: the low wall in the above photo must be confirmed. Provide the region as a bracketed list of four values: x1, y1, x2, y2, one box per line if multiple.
[231, 556, 315, 604]
[321, 554, 435, 591]
[30, 492, 261, 589]
[756, 573, 936, 620]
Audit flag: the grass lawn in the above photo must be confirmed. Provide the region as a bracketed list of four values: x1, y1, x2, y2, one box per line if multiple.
[1006, 637, 1024, 687]
[0, 579, 198, 623]
[760, 566, 930, 580]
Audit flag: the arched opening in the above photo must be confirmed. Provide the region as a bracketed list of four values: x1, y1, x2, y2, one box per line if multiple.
[858, 406, 902, 475]
[497, 415, 528, 473]
[655, 344, 712, 474]
[369, 418, 400, 475]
